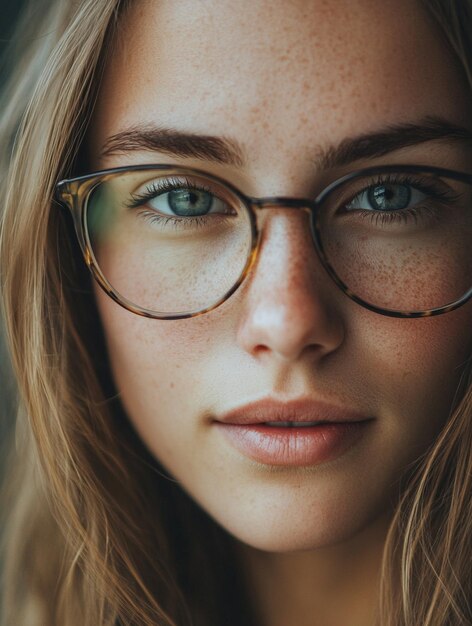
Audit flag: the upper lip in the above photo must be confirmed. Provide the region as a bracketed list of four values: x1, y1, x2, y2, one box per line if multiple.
[216, 397, 372, 425]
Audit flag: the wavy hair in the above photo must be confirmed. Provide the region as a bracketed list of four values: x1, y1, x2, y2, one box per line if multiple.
[0, 1, 471, 624]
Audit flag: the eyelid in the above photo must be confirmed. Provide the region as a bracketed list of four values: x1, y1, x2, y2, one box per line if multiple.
[125, 175, 238, 219]
[126, 175, 218, 209]
[323, 172, 457, 211]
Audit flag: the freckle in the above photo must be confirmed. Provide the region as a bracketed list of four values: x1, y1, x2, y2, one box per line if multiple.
[170, 382, 175, 389]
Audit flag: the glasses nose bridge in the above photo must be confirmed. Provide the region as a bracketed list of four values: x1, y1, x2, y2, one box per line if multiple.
[249, 196, 317, 247]
[247, 196, 320, 271]
[251, 196, 315, 214]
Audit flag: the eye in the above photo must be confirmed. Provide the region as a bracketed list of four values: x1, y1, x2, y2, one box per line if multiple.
[126, 177, 233, 218]
[346, 182, 427, 211]
[148, 186, 228, 217]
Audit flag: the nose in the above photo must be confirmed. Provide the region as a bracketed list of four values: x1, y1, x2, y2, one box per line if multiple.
[236, 208, 345, 363]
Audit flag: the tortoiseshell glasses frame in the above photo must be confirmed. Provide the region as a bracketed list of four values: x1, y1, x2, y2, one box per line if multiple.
[55, 163, 472, 320]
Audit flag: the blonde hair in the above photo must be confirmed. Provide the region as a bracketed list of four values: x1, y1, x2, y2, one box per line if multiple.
[0, 1, 471, 624]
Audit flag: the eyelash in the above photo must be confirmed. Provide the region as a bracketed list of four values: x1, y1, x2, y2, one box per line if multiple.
[126, 177, 226, 229]
[342, 173, 458, 226]
[127, 177, 213, 207]
[125, 173, 459, 229]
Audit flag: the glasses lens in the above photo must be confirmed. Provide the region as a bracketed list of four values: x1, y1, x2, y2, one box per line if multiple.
[85, 169, 253, 315]
[317, 170, 472, 312]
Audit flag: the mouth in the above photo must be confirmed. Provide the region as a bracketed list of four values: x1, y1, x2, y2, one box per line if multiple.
[216, 396, 371, 425]
[260, 420, 341, 427]
[214, 397, 374, 466]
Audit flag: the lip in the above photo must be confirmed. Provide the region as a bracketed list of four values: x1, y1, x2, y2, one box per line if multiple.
[216, 397, 370, 425]
[214, 397, 374, 466]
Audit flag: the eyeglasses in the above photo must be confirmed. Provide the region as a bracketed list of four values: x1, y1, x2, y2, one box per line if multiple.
[55, 163, 472, 320]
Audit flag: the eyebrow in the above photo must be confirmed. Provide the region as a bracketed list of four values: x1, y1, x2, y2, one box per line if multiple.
[318, 116, 472, 169]
[100, 115, 472, 170]
[101, 125, 245, 167]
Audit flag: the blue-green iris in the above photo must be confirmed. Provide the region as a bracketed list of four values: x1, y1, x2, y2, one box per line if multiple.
[368, 184, 411, 211]
[168, 189, 213, 216]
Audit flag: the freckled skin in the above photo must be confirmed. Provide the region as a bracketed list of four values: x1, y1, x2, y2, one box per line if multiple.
[88, 0, 472, 623]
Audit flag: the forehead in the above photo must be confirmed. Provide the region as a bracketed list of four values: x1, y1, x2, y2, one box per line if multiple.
[91, 0, 469, 174]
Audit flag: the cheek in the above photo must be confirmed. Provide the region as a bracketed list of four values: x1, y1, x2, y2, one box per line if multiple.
[94, 284, 223, 449]
[354, 302, 472, 437]
[91, 213, 249, 315]
[327, 229, 471, 314]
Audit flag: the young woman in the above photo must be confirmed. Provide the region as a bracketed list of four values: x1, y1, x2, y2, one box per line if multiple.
[1, 1, 471, 625]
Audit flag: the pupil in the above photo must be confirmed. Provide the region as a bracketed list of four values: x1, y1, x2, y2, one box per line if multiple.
[168, 189, 212, 216]
[368, 184, 411, 211]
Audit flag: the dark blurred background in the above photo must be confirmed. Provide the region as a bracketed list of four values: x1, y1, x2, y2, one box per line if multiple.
[1, 0, 27, 84]
[1, 0, 27, 467]
[1, 0, 27, 56]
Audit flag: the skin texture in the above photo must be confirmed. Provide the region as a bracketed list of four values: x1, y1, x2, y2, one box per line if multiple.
[88, 1, 472, 624]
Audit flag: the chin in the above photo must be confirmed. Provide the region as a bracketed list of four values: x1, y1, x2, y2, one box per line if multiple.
[184, 463, 396, 555]
[211, 504, 382, 553]
[230, 524, 361, 553]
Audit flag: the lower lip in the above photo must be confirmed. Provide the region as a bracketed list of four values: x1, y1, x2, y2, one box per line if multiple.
[214, 421, 373, 466]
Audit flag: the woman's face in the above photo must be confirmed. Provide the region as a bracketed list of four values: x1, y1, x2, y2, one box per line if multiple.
[89, 0, 472, 551]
